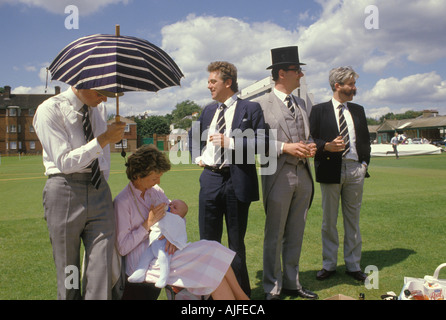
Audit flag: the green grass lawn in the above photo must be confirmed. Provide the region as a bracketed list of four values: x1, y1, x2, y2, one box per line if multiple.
[1, 152, 445, 300]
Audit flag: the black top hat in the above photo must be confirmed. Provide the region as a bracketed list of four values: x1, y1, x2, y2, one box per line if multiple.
[267, 46, 306, 70]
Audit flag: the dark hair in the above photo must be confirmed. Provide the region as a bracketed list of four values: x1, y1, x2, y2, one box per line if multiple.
[125, 144, 171, 181]
[271, 64, 295, 81]
[207, 61, 239, 93]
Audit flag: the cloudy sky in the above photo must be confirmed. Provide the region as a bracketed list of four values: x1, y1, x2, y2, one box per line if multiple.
[1, 0, 445, 119]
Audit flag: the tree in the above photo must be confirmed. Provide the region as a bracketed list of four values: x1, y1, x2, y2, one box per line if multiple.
[367, 117, 380, 125]
[171, 100, 202, 129]
[135, 116, 170, 137]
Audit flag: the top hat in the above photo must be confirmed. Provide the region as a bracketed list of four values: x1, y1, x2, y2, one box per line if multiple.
[267, 46, 306, 70]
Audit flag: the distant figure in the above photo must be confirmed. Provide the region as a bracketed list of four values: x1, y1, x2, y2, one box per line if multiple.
[391, 132, 399, 159]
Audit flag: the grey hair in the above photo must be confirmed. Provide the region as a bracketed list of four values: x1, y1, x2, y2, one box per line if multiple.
[329, 66, 359, 91]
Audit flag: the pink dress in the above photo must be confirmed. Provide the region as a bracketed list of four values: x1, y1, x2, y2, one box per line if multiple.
[114, 182, 235, 296]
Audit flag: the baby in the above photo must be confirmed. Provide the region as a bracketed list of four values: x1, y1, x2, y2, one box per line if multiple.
[128, 199, 189, 287]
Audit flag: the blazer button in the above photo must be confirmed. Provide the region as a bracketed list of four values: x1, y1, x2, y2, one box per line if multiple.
[326, 157, 330, 160]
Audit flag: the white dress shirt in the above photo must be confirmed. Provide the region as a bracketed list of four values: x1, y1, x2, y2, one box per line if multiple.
[331, 97, 359, 162]
[33, 87, 111, 179]
[195, 94, 238, 166]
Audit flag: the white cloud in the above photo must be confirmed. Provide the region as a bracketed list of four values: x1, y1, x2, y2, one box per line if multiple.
[12, 85, 46, 94]
[135, 14, 302, 115]
[0, 0, 130, 15]
[121, 1, 446, 117]
[8, 0, 445, 118]
[366, 106, 392, 120]
[362, 72, 446, 106]
[299, 0, 446, 73]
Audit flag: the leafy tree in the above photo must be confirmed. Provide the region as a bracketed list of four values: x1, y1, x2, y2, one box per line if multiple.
[367, 117, 380, 125]
[135, 116, 170, 137]
[171, 100, 202, 129]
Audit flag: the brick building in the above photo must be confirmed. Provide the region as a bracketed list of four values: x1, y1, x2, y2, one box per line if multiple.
[107, 116, 138, 154]
[0, 85, 60, 155]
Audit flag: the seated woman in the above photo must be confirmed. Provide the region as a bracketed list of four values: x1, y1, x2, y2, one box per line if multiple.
[114, 144, 249, 300]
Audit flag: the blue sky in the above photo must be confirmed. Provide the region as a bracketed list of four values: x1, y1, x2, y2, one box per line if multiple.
[1, 0, 445, 118]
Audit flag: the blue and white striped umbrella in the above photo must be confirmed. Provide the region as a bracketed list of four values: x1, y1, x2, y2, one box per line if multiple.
[48, 32, 184, 94]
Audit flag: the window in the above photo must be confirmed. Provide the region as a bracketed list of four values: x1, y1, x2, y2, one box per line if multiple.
[10, 125, 17, 133]
[30, 125, 35, 133]
[115, 139, 127, 149]
[30, 141, 36, 149]
[10, 141, 17, 150]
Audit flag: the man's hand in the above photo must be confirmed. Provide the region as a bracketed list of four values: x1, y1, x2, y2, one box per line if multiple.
[97, 121, 126, 148]
[283, 141, 316, 158]
[210, 133, 230, 148]
[323, 136, 346, 153]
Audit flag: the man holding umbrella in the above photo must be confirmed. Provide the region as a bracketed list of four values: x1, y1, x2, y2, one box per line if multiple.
[33, 87, 126, 299]
[34, 26, 184, 300]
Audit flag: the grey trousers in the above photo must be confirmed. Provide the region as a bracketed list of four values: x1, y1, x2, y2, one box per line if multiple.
[263, 162, 313, 295]
[43, 173, 115, 300]
[320, 160, 366, 272]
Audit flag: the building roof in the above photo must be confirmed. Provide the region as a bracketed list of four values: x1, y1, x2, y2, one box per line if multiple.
[1, 93, 56, 110]
[0, 85, 60, 109]
[377, 116, 446, 132]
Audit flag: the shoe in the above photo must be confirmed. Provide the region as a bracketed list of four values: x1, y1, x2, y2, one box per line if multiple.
[265, 293, 280, 300]
[346, 270, 367, 281]
[282, 288, 319, 300]
[316, 268, 336, 280]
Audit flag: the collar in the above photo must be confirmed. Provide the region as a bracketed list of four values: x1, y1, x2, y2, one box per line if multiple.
[68, 87, 86, 112]
[273, 88, 290, 103]
[218, 94, 238, 110]
[332, 97, 347, 110]
[217, 94, 237, 110]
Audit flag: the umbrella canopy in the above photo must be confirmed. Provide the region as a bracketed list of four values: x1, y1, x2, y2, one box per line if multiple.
[48, 31, 183, 94]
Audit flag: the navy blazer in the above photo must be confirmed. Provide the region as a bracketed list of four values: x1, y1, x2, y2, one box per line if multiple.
[309, 100, 371, 184]
[189, 98, 267, 202]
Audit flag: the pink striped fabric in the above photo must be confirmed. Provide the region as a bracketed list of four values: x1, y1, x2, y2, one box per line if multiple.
[145, 240, 235, 296]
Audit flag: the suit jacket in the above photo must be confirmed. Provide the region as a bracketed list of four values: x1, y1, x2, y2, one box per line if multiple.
[309, 100, 371, 184]
[188, 98, 267, 203]
[255, 92, 314, 208]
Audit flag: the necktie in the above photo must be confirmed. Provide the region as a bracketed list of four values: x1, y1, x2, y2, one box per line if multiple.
[214, 104, 227, 167]
[286, 95, 295, 118]
[338, 104, 350, 157]
[82, 105, 101, 189]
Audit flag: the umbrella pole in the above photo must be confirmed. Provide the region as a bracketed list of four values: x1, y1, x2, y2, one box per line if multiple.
[115, 24, 121, 124]
[115, 93, 120, 123]
[115, 92, 126, 158]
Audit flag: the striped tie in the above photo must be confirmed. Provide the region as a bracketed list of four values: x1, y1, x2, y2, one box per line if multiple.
[338, 104, 350, 157]
[214, 104, 227, 166]
[286, 95, 295, 118]
[82, 105, 101, 189]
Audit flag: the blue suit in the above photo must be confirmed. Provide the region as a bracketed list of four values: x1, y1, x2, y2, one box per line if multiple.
[189, 98, 267, 296]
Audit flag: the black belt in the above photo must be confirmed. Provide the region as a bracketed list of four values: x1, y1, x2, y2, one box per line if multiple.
[204, 165, 230, 174]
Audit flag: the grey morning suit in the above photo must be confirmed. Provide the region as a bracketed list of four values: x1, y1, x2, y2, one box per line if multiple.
[256, 92, 314, 295]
